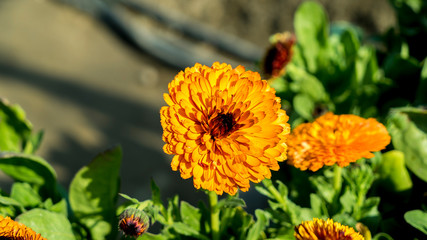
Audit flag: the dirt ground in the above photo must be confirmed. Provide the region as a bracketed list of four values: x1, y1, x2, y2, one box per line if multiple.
[0, 0, 395, 206]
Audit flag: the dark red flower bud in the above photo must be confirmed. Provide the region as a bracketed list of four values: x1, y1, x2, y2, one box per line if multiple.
[262, 32, 296, 78]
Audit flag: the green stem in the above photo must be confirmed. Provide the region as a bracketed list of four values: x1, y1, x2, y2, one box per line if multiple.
[208, 191, 220, 240]
[333, 165, 342, 193]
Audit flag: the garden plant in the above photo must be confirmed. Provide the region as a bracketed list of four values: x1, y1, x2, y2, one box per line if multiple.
[0, 1, 426, 239]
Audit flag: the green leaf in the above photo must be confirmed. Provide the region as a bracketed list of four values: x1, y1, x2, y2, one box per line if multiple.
[0, 195, 25, 213]
[293, 94, 315, 120]
[10, 182, 42, 208]
[404, 209, 427, 234]
[16, 208, 75, 240]
[0, 99, 32, 152]
[44, 198, 68, 216]
[180, 201, 201, 231]
[246, 209, 270, 240]
[0, 152, 57, 196]
[294, 1, 329, 72]
[415, 57, 427, 104]
[216, 196, 246, 210]
[310, 176, 335, 203]
[360, 197, 380, 218]
[69, 145, 122, 240]
[287, 64, 328, 101]
[23, 130, 44, 154]
[377, 150, 412, 192]
[119, 193, 141, 205]
[340, 27, 360, 63]
[138, 233, 168, 240]
[151, 178, 162, 206]
[171, 222, 210, 239]
[255, 184, 274, 199]
[387, 109, 427, 182]
[310, 193, 328, 217]
[339, 187, 356, 214]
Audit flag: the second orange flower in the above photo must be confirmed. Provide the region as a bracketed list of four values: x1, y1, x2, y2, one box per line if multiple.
[160, 62, 290, 195]
[287, 112, 391, 171]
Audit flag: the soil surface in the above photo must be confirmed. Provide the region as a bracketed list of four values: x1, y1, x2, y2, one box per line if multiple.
[0, 0, 395, 206]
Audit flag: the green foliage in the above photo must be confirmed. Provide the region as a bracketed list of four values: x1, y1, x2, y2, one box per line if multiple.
[16, 208, 75, 240]
[404, 210, 427, 235]
[270, 1, 389, 126]
[69, 145, 122, 240]
[387, 107, 427, 182]
[0, 153, 57, 198]
[0, 99, 43, 154]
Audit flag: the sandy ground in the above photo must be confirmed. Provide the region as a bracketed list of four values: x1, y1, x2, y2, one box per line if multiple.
[0, 0, 395, 206]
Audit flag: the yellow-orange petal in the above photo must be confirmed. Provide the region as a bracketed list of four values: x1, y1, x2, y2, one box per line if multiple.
[287, 112, 391, 171]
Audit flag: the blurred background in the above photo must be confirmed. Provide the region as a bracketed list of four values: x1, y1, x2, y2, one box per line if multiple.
[0, 0, 395, 206]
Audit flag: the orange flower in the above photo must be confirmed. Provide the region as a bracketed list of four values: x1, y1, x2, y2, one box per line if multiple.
[160, 62, 290, 195]
[0, 216, 47, 240]
[294, 218, 365, 240]
[287, 112, 391, 171]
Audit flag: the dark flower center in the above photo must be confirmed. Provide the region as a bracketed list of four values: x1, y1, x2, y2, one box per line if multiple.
[210, 113, 236, 140]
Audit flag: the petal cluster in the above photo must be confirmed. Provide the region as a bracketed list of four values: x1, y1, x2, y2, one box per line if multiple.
[294, 218, 365, 240]
[160, 62, 290, 195]
[0, 216, 47, 240]
[287, 112, 391, 171]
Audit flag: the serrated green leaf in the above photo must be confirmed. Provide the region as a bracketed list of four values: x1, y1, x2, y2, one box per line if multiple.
[16, 208, 75, 240]
[404, 209, 427, 234]
[310, 176, 335, 203]
[276, 180, 289, 199]
[216, 196, 246, 210]
[332, 213, 357, 228]
[69, 145, 122, 240]
[294, 1, 329, 72]
[360, 197, 380, 218]
[246, 209, 270, 240]
[45, 198, 67, 216]
[339, 187, 356, 214]
[11, 182, 41, 208]
[0, 152, 57, 196]
[310, 193, 328, 217]
[254, 184, 274, 199]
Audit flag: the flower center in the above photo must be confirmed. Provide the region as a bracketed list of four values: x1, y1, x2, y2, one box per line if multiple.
[209, 113, 236, 140]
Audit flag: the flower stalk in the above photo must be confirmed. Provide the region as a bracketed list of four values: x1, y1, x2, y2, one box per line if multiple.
[208, 191, 220, 240]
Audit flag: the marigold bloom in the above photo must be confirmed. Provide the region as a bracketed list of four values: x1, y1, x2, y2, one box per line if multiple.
[295, 218, 365, 240]
[160, 62, 290, 195]
[0, 216, 47, 240]
[262, 32, 296, 78]
[118, 208, 149, 238]
[287, 112, 391, 171]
